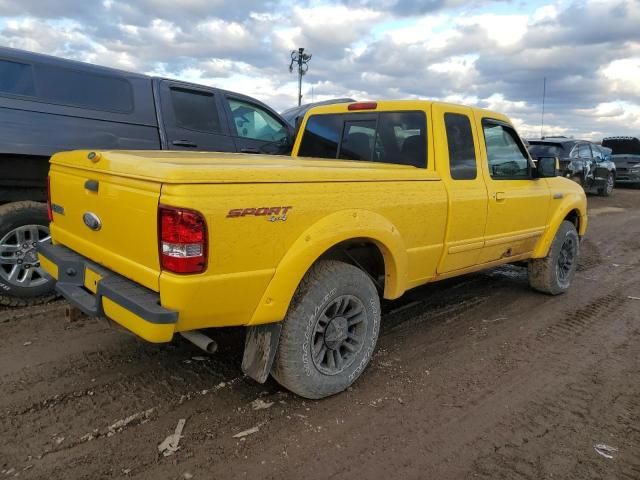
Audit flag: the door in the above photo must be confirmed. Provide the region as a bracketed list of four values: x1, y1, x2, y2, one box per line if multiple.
[475, 116, 550, 263]
[434, 104, 488, 273]
[159, 80, 235, 152]
[223, 96, 291, 154]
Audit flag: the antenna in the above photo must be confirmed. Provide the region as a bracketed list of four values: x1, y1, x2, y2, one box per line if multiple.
[540, 76, 546, 138]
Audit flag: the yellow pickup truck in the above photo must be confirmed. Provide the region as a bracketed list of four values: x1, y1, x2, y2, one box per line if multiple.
[38, 100, 586, 398]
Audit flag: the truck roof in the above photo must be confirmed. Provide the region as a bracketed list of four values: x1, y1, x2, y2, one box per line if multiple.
[304, 100, 510, 124]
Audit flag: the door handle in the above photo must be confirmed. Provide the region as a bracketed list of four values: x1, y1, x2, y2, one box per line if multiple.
[240, 147, 260, 154]
[172, 140, 197, 148]
[494, 192, 506, 202]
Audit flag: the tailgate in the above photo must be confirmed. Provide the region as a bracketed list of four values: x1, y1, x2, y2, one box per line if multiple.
[49, 161, 161, 292]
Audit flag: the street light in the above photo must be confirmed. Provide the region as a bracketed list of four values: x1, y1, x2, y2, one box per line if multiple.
[289, 47, 312, 106]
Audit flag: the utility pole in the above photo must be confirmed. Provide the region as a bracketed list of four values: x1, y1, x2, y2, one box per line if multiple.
[540, 76, 546, 138]
[289, 47, 312, 106]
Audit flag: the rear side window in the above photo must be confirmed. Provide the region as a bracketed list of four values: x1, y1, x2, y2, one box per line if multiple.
[577, 143, 592, 158]
[0, 60, 35, 96]
[528, 143, 564, 158]
[482, 121, 531, 179]
[445, 113, 476, 179]
[299, 111, 427, 168]
[36, 65, 133, 112]
[170, 88, 221, 133]
[0, 60, 133, 112]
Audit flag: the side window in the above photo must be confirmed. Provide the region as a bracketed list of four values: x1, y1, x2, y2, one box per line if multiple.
[36, 65, 133, 112]
[228, 98, 288, 142]
[374, 111, 427, 168]
[445, 113, 476, 179]
[0, 60, 35, 96]
[482, 121, 531, 179]
[298, 114, 342, 158]
[578, 143, 592, 158]
[170, 87, 221, 133]
[339, 120, 376, 161]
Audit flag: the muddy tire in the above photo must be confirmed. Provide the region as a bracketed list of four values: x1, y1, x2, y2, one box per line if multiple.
[271, 260, 381, 399]
[528, 221, 579, 295]
[598, 173, 614, 196]
[0, 202, 56, 307]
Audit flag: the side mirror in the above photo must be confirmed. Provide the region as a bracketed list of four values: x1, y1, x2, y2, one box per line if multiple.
[536, 156, 558, 178]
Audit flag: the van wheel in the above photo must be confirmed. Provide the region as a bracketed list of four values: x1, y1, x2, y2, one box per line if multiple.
[598, 173, 614, 196]
[271, 260, 381, 399]
[0, 202, 56, 307]
[528, 221, 579, 295]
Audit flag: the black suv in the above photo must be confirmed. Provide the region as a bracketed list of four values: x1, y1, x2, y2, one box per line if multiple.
[528, 138, 616, 196]
[0, 46, 293, 306]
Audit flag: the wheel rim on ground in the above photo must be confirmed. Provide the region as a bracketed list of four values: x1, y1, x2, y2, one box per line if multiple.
[556, 235, 577, 288]
[311, 295, 368, 375]
[0, 225, 51, 289]
[606, 174, 614, 194]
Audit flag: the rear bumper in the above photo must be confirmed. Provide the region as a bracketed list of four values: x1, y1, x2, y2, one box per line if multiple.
[37, 242, 178, 343]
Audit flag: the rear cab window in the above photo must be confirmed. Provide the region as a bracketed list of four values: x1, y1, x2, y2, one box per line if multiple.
[298, 111, 427, 168]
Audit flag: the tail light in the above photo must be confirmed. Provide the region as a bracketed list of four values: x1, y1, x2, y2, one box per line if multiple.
[159, 205, 207, 274]
[47, 176, 53, 222]
[348, 102, 378, 111]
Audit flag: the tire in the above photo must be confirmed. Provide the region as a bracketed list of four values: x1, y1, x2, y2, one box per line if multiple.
[598, 173, 614, 196]
[0, 201, 56, 307]
[271, 260, 381, 399]
[528, 221, 580, 295]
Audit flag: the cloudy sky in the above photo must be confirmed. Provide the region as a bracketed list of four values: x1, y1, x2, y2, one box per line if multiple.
[1, 0, 639, 140]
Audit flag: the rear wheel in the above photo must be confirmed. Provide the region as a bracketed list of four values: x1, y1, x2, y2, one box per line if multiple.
[528, 221, 579, 295]
[271, 260, 381, 399]
[598, 173, 614, 196]
[0, 202, 56, 307]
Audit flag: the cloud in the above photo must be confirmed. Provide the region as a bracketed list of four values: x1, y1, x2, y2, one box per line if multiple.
[0, 0, 639, 139]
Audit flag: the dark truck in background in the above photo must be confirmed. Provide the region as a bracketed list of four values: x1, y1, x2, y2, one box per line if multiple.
[601, 137, 640, 187]
[0, 46, 293, 306]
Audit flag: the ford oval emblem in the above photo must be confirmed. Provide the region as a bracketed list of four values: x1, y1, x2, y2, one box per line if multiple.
[83, 212, 102, 231]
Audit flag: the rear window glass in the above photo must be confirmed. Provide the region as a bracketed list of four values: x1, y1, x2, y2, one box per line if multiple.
[298, 114, 343, 158]
[528, 143, 564, 158]
[299, 111, 427, 168]
[170, 87, 221, 133]
[0, 60, 35, 96]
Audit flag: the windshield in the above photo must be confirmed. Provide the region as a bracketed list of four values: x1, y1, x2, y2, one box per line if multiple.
[528, 143, 564, 157]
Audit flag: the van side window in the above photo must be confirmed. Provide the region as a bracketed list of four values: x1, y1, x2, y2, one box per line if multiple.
[445, 113, 477, 179]
[170, 88, 221, 133]
[36, 65, 133, 112]
[482, 121, 531, 179]
[0, 60, 35, 96]
[298, 111, 427, 168]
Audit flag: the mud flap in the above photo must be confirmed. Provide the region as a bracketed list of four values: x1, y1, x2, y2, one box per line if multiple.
[241, 322, 283, 383]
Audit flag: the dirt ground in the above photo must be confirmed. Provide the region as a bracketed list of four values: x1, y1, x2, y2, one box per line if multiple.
[1, 188, 639, 480]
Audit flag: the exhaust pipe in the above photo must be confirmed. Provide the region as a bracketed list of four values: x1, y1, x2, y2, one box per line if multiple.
[180, 330, 218, 354]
